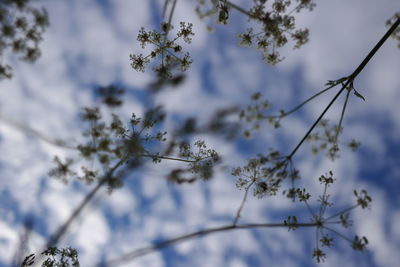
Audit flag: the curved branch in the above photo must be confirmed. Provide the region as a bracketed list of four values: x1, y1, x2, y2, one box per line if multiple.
[101, 222, 318, 266]
[0, 113, 77, 149]
[43, 157, 126, 249]
[279, 85, 336, 118]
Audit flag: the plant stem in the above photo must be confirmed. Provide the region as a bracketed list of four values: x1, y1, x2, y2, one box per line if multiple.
[226, 1, 254, 18]
[278, 84, 337, 118]
[44, 157, 126, 249]
[233, 180, 255, 225]
[101, 222, 318, 266]
[322, 204, 358, 222]
[323, 226, 353, 243]
[0, 114, 77, 149]
[140, 153, 198, 163]
[334, 88, 351, 146]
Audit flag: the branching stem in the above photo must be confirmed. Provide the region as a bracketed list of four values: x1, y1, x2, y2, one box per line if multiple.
[287, 16, 400, 159]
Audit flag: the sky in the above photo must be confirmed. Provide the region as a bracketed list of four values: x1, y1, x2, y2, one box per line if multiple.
[0, 0, 400, 266]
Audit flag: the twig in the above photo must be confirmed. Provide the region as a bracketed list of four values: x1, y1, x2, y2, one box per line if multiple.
[278, 85, 337, 118]
[167, 0, 178, 29]
[0, 114, 76, 150]
[322, 204, 359, 223]
[323, 226, 353, 244]
[43, 157, 126, 249]
[334, 88, 351, 146]
[139, 153, 198, 163]
[100, 222, 318, 266]
[226, 1, 254, 18]
[233, 180, 255, 226]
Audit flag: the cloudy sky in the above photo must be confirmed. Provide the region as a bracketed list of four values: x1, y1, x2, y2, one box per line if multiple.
[0, 0, 399, 266]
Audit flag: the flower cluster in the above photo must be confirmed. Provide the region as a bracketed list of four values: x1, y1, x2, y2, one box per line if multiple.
[283, 215, 298, 231]
[130, 21, 194, 78]
[49, 99, 220, 189]
[306, 119, 361, 161]
[22, 247, 79, 267]
[285, 171, 372, 263]
[49, 105, 168, 192]
[354, 189, 372, 209]
[96, 85, 125, 107]
[196, 0, 316, 65]
[0, 0, 49, 79]
[239, 92, 283, 137]
[166, 140, 220, 183]
[233, 150, 299, 198]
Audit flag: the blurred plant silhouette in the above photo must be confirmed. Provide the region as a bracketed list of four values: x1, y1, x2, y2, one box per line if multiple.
[0, 0, 49, 79]
[1, 1, 400, 266]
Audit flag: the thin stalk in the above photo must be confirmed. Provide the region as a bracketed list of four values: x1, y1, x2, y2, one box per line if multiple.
[44, 157, 126, 249]
[315, 227, 320, 250]
[279, 85, 336, 118]
[226, 1, 254, 18]
[167, 0, 178, 29]
[334, 88, 351, 146]
[323, 226, 353, 243]
[160, 0, 177, 69]
[101, 222, 318, 266]
[322, 204, 358, 222]
[287, 3, 302, 15]
[233, 180, 255, 226]
[139, 153, 198, 163]
[162, 0, 169, 18]
[0, 114, 77, 150]
[303, 200, 316, 219]
[318, 184, 328, 218]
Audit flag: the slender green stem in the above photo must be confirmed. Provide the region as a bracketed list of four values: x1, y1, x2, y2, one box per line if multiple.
[100, 222, 319, 266]
[279, 85, 337, 119]
[323, 226, 353, 243]
[162, 0, 169, 18]
[334, 88, 351, 146]
[160, 0, 177, 68]
[303, 200, 316, 219]
[287, 3, 302, 15]
[167, 0, 178, 29]
[315, 227, 320, 250]
[322, 204, 359, 222]
[233, 180, 255, 226]
[226, 1, 254, 18]
[44, 157, 127, 249]
[318, 184, 328, 218]
[140, 153, 198, 163]
[0, 114, 77, 150]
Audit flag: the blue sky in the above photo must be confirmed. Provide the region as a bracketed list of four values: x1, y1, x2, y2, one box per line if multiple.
[0, 0, 400, 266]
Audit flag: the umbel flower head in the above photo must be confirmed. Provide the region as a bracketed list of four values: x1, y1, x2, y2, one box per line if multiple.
[130, 21, 194, 78]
